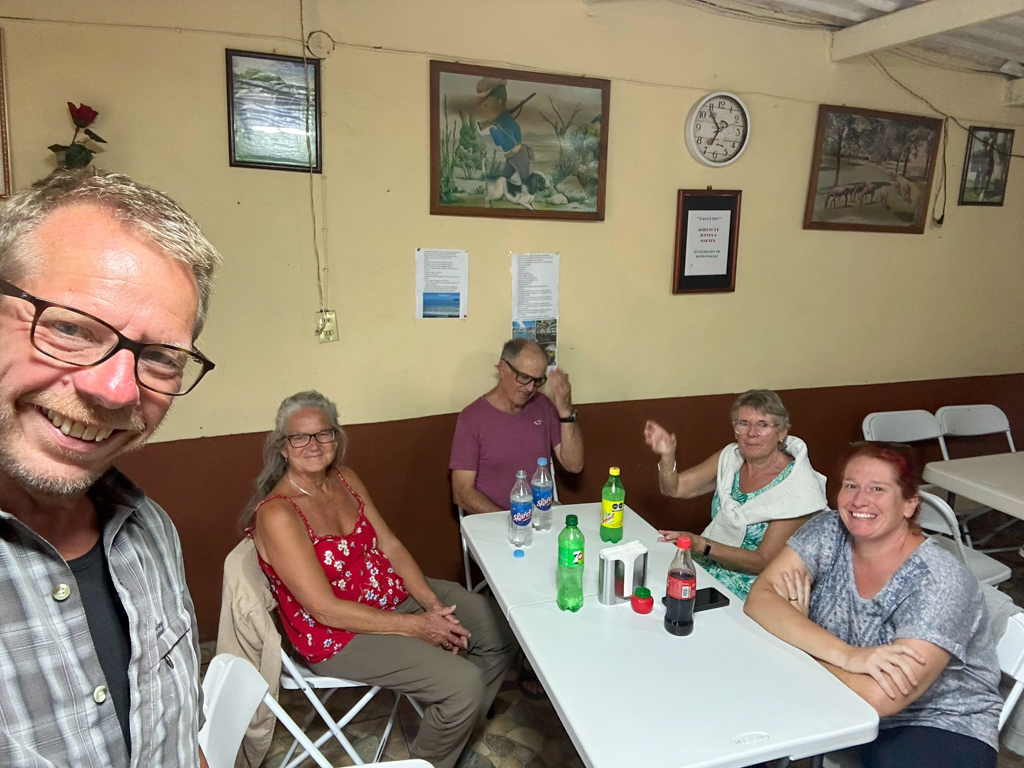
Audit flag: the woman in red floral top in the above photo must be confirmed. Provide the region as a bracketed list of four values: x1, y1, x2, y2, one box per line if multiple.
[242, 391, 516, 768]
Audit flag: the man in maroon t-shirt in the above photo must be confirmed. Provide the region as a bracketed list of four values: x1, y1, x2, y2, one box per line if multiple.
[450, 339, 584, 513]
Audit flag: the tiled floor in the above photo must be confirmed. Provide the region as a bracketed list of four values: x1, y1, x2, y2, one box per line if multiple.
[200, 509, 1024, 767]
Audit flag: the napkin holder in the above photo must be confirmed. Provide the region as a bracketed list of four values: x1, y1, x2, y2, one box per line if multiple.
[598, 540, 648, 605]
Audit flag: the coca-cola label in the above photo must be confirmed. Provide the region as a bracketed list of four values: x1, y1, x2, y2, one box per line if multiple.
[511, 500, 532, 527]
[532, 487, 553, 511]
[667, 574, 696, 600]
[558, 546, 584, 567]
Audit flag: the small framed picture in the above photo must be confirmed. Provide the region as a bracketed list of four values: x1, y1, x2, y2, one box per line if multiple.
[0, 29, 12, 199]
[958, 126, 1014, 206]
[430, 60, 610, 221]
[226, 49, 322, 173]
[672, 189, 741, 294]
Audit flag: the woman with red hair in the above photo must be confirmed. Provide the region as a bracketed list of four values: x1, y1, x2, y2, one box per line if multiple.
[745, 442, 1002, 768]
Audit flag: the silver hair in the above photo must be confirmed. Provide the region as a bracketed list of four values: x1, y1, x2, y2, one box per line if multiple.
[0, 167, 221, 339]
[500, 338, 543, 364]
[730, 389, 791, 431]
[239, 391, 348, 532]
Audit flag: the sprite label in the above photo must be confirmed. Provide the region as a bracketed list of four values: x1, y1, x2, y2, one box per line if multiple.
[601, 499, 623, 529]
[558, 545, 584, 568]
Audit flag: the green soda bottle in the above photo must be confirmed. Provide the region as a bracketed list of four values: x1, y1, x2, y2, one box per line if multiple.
[557, 514, 585, 612]
[600, 467, 625, 543]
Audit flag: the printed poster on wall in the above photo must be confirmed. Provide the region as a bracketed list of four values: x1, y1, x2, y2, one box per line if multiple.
[511, 253, 559, 368]
[683, 210, 731, 277]
[415, 248, 468, 318]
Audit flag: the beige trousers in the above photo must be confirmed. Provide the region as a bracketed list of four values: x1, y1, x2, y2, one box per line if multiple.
[311, 579, 517, 768]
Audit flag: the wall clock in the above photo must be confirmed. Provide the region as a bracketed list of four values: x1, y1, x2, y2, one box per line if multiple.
[685, 92, 751, 167]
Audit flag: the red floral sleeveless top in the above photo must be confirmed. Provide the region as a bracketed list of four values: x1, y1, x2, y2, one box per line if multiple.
[249, 469, 409, 663]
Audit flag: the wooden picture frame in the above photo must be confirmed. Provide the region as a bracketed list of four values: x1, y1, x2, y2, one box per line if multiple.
[958, 126, 1014, 206]
[430, 60, 610, 221]
[226, 49, 322, 173]
[0, 29, 12, 199]
[803, 105, 942, 234]
[672, 189, 741, 294]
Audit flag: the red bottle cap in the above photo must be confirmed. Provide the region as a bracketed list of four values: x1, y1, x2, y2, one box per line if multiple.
[677, 536, 691, 549]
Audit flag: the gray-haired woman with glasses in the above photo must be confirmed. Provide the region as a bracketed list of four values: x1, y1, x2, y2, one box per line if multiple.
[643, 389, 827, 599]
[241, 391, 516, 768]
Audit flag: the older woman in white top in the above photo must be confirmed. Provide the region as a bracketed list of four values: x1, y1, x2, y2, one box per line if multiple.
[644, 389, 827, 599]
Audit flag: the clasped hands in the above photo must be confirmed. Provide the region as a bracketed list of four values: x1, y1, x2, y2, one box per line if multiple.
[773, 569, 926, 700]
[418, 603, 470, 654]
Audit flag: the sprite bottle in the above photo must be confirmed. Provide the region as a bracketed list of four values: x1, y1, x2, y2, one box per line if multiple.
[600, 467, 625, 543]
[557, 514, 584, 612]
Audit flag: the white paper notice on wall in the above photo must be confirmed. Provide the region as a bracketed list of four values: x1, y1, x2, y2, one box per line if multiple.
[415, 248, 468, 319]
[683, 210, 731, 277]
[511, 253, 559, 369]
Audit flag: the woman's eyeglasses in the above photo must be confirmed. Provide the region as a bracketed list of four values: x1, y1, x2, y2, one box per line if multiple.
[286, 429, 338, 448]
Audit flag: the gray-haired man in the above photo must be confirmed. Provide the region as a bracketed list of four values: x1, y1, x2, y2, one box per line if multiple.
[0, 168, 220, 767]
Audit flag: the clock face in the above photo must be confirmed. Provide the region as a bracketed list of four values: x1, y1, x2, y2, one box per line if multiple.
[686, 92, 750, 167]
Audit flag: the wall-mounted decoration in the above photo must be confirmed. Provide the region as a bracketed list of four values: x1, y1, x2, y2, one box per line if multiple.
[226, 49, 321, 173]
[958, 126, 1014, 206]
[430, 61, 610, 221]
[672, 189, 741, 294]
[803, 105, 942, 234]
[0, 30, 11, 198]
[48, 103, 107, 170]
[685, 92, 751, 167]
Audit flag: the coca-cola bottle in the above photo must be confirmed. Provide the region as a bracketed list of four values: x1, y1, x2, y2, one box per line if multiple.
[665, 536, 696, 636]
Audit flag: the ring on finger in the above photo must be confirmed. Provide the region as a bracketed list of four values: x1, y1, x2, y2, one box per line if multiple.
[788, 597, 798, 601]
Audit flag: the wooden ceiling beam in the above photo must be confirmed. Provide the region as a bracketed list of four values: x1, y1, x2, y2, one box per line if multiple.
[831, 0, 1024, 62]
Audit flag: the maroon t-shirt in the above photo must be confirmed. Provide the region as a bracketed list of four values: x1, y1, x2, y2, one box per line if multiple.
[450, 394, 562, 508]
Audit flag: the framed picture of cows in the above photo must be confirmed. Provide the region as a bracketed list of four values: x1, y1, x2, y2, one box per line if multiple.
[803, 104, 942, 234]
[429, 60, 610, 222]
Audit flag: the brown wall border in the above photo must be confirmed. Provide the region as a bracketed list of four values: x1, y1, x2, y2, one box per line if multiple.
[115, 373, 1024, 640]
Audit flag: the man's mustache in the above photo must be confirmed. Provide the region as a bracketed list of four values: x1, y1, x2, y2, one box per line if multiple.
[28, 394, 145, 433]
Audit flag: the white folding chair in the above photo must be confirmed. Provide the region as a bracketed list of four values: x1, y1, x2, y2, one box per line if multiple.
[459, 462, 559, 593]
[936, 404, 1018, 551]
[278, 648, 424, 768]
[919, 491, 1011, 587]
[199, 654, 334, 768]
[861, 410, 965, 539]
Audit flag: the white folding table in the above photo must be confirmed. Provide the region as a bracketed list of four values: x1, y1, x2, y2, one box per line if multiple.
[923, 452, 1024, 521]
[461, 503, 878, 768]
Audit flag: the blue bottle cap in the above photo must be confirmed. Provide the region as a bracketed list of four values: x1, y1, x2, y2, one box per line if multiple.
[537, 457, 548, 466]
[513, 549, 525, 558]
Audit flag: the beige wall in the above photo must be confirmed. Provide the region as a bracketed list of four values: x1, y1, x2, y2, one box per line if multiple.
[3, 0, 1022, 442]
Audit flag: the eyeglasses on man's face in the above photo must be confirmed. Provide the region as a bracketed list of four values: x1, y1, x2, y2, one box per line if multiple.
[286, 429, 338, 448]
[733, 419, 778, 435]
[0, 278, 214, 396]
[504, 359, 547, 389]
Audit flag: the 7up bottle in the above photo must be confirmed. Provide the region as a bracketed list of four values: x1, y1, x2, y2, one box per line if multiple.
[600, 467, 625, 543]
[557, 514, 584, 612]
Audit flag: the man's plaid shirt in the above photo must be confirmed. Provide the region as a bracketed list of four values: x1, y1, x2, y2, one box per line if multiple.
[0, 468, 202, 767]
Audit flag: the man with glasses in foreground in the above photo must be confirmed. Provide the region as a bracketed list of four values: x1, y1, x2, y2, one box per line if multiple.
[451, 339, 584, 515]
[0, 168, 220, 767]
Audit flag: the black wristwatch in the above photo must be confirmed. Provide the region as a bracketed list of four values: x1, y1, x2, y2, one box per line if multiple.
[703, 539, 712, 558]
[559, 409, 579, 424]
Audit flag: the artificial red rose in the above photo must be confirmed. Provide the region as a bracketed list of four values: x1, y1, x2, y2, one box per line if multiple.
[67, 102, 99, 128]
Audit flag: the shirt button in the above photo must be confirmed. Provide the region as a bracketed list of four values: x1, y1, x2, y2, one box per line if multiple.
[93, 685, 107, 704]
[52, 584, 71, 601]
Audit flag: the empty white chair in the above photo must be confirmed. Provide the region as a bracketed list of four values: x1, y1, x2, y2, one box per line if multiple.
[936, 404, 1018, 551]
[861, 410, 953, 535]
[200, 654, 334, 768]
[278, 648, 424, 768]
[919, 491, 1011, 587]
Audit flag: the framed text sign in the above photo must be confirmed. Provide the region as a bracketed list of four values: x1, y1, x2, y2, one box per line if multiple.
[672, 189, 741, 294]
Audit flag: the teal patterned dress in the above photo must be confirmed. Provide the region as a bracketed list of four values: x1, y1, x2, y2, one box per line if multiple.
[694, 461, 794, 600]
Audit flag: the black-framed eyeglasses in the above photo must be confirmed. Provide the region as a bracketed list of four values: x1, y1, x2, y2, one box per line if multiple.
[0, 277, 215, 396]
[286, 429, 338, 448]
[504, 359, 547, 388]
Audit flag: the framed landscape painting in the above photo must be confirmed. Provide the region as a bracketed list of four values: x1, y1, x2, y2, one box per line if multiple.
[803, 105, 942, 234]
[226, 49, 321, 173]
[958, 126, 1014, 206]
[430, 60, 610, 221]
